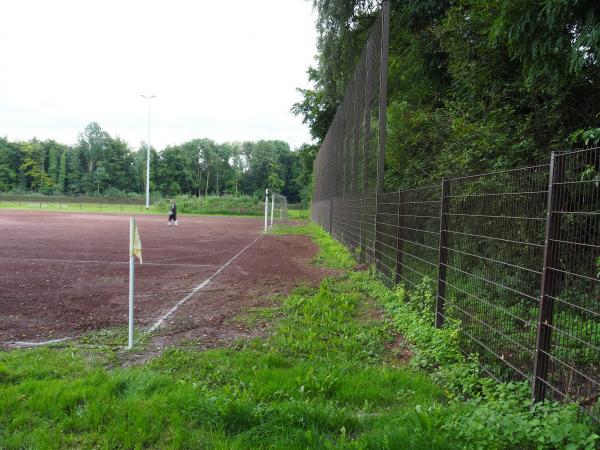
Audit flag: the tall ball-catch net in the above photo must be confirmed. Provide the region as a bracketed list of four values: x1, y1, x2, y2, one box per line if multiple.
[268, 192, 288, 228]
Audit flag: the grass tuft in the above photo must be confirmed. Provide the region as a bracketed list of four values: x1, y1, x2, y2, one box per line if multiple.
[271, 223, 355, 270]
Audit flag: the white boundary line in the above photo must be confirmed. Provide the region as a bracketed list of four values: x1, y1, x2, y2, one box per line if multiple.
[3, 337, 72, 348]
[0, 234, 263, 347]
[0, 257, 215, 268]
[148, 234, 263, 333]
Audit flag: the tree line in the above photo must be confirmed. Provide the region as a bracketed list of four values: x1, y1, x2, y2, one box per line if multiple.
[0, 122, 317, 203]
[293, 0, 600, 189]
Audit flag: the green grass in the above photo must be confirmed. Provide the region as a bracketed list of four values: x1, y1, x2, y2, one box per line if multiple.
[287, 209, 309, 220]
[0, 279, 447, 449]
[0, 223, 597, 449]
[271, 223, 355, 270]
[0, 195, 308, 220]
[155, 195, 264, 217]
[0, 201, 266, 218]
[0, 200, 151, 214]
[0, 194, 266, 217]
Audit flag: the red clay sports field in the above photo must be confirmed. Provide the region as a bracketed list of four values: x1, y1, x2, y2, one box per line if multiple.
[0, 210, 326, 347]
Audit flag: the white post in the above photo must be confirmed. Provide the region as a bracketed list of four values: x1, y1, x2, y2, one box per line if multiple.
[141, 94, 156, 210]
[270, 194, 275, 227]
[128, 217, 135, 349]
[264, 189, 269, 232]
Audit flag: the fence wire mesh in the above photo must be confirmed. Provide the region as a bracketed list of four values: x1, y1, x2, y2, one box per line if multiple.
[311, 2, 387, 266]
[537, 148, 600, 418]
[374, 186, 441, 291]
[0, 194, 146, 211]
[309, 0, 598, 421]
[441, 165, 550, 383]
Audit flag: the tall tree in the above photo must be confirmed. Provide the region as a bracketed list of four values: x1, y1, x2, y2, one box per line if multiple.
[0, 138, 22, 191]
[20, 141, 52, 192]
[57, 150, 67, 193]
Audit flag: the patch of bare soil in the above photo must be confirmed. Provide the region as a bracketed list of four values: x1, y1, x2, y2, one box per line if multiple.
[384, 333, 413, 365]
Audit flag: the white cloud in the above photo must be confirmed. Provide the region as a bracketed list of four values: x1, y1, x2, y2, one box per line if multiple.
[0, 0, 316, 150]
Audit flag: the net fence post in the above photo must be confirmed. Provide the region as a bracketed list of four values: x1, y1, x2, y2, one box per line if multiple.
[270, 193, 275, 228]
[377, 0, 389, 195]
[329, 197, 333, 234]
[435, 178, 450, 328]
[532, 151, 563, 403]
[264, 189, 269, 232]
[395, 190, 403, 285]
[374, 0, 390, 273]
[359, 193, 364, 261]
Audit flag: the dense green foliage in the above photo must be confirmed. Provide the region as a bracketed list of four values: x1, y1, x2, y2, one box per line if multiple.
[294, 0, 600, 188]
[0, 123, 317, 202]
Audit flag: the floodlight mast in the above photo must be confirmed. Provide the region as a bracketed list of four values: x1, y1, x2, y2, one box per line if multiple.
[141, 94, 156, 209]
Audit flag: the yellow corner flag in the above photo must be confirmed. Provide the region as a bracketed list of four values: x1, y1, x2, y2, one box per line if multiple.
[130, 217, 142, 264]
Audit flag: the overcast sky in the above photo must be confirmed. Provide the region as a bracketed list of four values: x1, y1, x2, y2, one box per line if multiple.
[0, 0, 317, 150]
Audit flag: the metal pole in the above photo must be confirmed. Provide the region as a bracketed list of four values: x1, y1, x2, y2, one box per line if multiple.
[141, 95, 155, 210]
[395, 190, 403, 285]
[435, 178, 450, 328]
[146, 100, 150, 209]
[128, 217, 135, 349]
[373, 0, 390, 270]
[264, 189, 269, 232]
[376, 0, 390, 194]
[532, 151, 563, 402]
[329, 198, 333, 234]
[270, 194, 275, 227]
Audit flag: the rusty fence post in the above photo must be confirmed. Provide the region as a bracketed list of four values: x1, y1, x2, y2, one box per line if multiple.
[435, 178, 450, 328]
[395, 190, 404, 285]
[374, 192, 383, 272]
[376, 0, 389, 195]
[532, 151, 563, 402]
[329, 197, 333, 234]
[374, 0, 390, 272]
[359, 193, 364, 262]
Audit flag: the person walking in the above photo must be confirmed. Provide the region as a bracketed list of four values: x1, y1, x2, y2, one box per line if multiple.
[168, 200, 178, 226]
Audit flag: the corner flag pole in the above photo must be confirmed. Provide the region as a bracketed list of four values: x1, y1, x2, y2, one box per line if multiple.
[128, 216, 142, 349]
[128, 217, 135, 349]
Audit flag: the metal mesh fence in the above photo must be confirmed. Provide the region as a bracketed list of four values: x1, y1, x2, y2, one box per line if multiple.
[536, 148, 600, 418]
[0, 194, 146, 211]
[374, 185, 442, 291]
[440, 165, 550, 383]
[311, 1, 388, 266]
[309, 0, 599, 421]
[316, 151, 600, 420]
